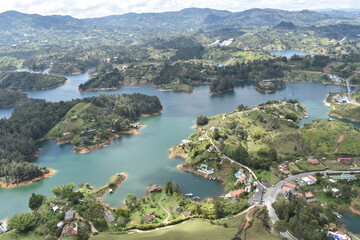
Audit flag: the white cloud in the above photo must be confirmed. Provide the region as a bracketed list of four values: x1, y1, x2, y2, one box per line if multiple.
[0, 0, 357, 18]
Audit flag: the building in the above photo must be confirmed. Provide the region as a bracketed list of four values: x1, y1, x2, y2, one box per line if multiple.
[64, 210, 76, 222]
[197, 164, 214, 175]
[248, 184, 264, 205]
[279, 163, 289, 171]
[104, 210, 115, 223]
[208, 145, 217, 152]
[307, 198, 318, 203]
[62, 224, 78, 237]
[301, 175, 317, 185]
[225, 189, 245, 198]
[307, 157, 320, 165]
[331, 174, 356, 181]
[305, 192, 314, 199]
[327, 231, 351, 240]
[180, 139, 192, 146]
[0, 222, 8, 233]
[143, 212, 157, 222]
[338, 158, 352, 165]
[182, 211, 192, 217]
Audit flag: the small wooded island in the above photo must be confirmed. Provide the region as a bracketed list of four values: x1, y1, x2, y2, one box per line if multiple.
[0, 72, 67, 91]
[0, 93, 162, 187]
[254, 80, 286, 93]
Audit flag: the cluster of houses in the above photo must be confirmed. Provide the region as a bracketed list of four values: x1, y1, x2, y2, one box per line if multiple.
[49, 200, 116, 237]
[281, 175, 319, 203]
[332, 94, 349, 104]
[224, 169, 253, 199]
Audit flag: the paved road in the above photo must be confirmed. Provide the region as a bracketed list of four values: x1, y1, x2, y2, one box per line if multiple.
[204, 127, 360, 240]
[264, 170, 360, 240]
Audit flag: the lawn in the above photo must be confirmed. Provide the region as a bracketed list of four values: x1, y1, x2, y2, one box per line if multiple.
[255, 170, 281, 186]
[296, 161, 327, 172]
[91, 219, 238, 240]
[0, 232, 42, 240]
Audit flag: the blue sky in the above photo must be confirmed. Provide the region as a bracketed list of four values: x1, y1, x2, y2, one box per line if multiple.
[0, 0, 358, 18]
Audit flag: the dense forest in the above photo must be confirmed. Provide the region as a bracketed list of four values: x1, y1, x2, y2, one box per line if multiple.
[0, 72, 67, 90]
[273, 198, 335, 240]
[0, 90, 27, 107]
[0, 98, 77, 183]
[0, 93, 162, 184]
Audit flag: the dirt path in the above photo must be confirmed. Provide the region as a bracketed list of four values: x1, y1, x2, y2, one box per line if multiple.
[158, 194, 171, 223]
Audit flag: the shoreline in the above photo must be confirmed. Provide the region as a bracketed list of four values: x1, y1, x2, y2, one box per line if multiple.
[141, 108, 163, 117]
[0, 168, 56, 189]
[349, 201, 360, 216]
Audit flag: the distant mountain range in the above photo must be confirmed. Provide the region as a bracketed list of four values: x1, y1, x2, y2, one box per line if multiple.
[0, 8, 359, 32]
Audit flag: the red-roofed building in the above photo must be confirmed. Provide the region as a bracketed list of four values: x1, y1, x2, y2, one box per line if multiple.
[308, 175, 318, 183]
[279, 163, 289, 171]
[231, 189, 245, 198]
[305, 192, 314, 199]
[283, 182, 296, 189]
[307, 157, 320, 165]
[338, 158, 352, 165]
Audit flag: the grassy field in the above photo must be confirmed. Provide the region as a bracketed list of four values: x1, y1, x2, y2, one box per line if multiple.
[255, 170, 281, 186]
[91, 219, 238, 240]
[0, 232, 42, 240]
[215, 206, 280, 240]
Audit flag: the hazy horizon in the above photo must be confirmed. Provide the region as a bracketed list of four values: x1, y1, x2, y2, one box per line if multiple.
[0, 0, 359, 19]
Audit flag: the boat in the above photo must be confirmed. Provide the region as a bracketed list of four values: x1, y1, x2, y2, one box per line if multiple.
[109, 189, 113, 193]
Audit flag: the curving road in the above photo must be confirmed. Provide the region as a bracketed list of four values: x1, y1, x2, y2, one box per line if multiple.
[264, 170, 360, 240]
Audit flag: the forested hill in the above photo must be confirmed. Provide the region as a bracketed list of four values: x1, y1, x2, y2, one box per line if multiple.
[0, 72, 67, 90]
[0, 8, 358, 32]
[0, 90, 26, 107]
[0, 93, 162, 184]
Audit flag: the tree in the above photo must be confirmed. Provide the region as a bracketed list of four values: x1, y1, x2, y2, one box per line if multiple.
[196, 115, 209, 126]
[8, 213, 38, 233]
[124, 194, 137, 211]
[28, 193, 45, 211]
[52, 183, 76, 199]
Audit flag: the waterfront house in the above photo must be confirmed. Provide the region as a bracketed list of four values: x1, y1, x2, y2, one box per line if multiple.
[148, 185, 163, 193]
[198, 164, 214, 175]
[180, 139, 192, 146]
